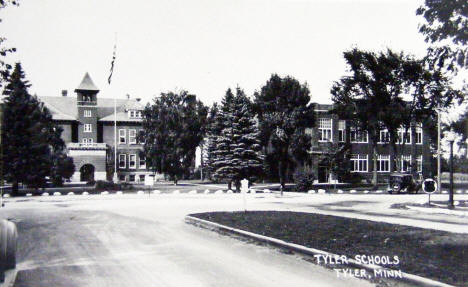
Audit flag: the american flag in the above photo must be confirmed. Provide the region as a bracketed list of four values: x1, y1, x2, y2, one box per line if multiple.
[108, 43, 116, 84]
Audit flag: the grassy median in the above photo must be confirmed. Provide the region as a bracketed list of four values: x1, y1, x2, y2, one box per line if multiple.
[191, 211, 468, 286]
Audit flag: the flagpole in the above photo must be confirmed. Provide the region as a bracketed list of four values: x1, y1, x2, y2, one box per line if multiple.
[109, 34, 118, 183]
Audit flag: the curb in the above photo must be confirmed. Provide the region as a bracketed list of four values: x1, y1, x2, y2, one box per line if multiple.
[406, 205, 468, 216]
[2, 269, 17, 287]
[185, 215, 455, 287]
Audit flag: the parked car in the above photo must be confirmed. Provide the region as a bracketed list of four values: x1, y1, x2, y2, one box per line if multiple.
[387, 173, 421, 194]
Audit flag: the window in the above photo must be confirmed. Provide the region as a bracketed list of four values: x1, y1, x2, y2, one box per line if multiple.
[351, 154, 368, 172]
[138, 130, 145, 144]
[318, 118, 332, 142]
[82, 138, 93, 144]
[398, 127, 411, 144]
[400, 155, 412, 172]
[139, 155, 146, 169]
[379, 129, 390, 144]
[338, 120, 346, 142]
[119, 129, 126, 144]
[129, 129, 137, 144]
[350, 128, 368, 143]
[119, 154, 126, 169]
[139, 175, 145, 182]
[129, 154, 137, 169]
[416, 125, 423, 144]
[84, 110, 92, 117]
[128, 110, 143, 119]
[84, 124, 92, 133]
[376, 155, 390, 172]
[416, 155, 422, 173]
[119, 175, 126, 182]
[129, 175, 135, 182]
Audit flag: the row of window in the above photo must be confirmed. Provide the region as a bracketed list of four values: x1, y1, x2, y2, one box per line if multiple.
[83, 110, 143, 119]
[119, 129, 144, 145]
[82, 126, 145, 146]
[119, 174, 146, 182]
[118, 154, 146, 169]
[128, 110, 143, 119]
[318, 119, 423, 144]
[350, 154, 423, 173]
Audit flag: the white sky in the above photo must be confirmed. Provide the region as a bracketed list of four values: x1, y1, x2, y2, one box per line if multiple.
[0, 0, 442, 106]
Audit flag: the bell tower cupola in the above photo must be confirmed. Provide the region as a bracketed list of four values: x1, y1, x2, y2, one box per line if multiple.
[75, 72, 99, 106]
[75, 72, 99, 144]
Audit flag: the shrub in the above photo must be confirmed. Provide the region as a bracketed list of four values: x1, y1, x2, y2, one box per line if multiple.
[86, 180, 96, 186]
[293, 171, 316, 192]
[94, 180, 117, 191]
[119, 182, 134, 190]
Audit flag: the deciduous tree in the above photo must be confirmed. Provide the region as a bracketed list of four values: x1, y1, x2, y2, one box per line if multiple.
[254, 74, 315, 192]
[416, 0, 467, 72]
[142, 91, 208, 184]
[332, 48, 463, 182]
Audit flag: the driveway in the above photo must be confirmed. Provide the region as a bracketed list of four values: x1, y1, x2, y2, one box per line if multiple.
[2, 194, 375, 287]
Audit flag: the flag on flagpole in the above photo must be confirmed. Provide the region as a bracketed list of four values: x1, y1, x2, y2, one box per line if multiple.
[108, 43, 116, 84]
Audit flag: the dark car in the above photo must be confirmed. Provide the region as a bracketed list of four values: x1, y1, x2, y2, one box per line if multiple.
[387, 173, 421, 194]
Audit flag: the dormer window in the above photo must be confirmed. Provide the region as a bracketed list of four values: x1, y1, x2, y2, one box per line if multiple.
[128, 110, 143, 119]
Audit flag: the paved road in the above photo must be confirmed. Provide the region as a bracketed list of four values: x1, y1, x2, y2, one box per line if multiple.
[1, 192, 467, 286]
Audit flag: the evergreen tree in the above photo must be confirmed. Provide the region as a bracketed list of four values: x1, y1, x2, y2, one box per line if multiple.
[211, 89, 235, 187]
[1, 63, 74, 194]
[210, 88, 264, 191]
[229, 88, 264, 189]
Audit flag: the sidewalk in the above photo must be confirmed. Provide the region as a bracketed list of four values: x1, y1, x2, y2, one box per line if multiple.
[270, 194, 468, 234]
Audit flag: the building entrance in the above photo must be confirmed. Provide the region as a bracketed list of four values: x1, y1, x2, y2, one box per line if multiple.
[80, 164, 95, 182]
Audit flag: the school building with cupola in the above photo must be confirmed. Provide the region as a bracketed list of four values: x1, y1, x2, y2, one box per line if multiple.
[39, 73, 156, 183]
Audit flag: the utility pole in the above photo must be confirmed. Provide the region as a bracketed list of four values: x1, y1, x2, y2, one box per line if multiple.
[0, 102, 3, 207]
[449, 139, 454, 208]
[437, 104, 441, 193]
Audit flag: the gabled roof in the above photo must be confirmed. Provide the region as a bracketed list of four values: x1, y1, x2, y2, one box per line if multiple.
[75, 72, 99, 92]
[39, 96, 144, 122]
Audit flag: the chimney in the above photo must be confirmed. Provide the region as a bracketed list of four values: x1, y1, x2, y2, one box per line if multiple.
[62, 90, 68, 97]
[126, 94, 130, 99]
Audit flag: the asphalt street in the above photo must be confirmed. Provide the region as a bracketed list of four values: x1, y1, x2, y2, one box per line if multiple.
[1, 192, 467, 287]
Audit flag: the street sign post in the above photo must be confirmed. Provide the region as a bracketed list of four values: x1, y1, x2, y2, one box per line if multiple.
[241, 179, 249, 212]
[423, 178, 437, 205]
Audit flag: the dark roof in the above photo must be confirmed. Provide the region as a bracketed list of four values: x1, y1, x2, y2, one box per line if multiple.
[75, 72, 99, 92]
[39, 96, 144, 122]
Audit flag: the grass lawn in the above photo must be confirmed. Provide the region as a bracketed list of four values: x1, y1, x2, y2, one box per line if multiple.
[191, 211, 468, 287]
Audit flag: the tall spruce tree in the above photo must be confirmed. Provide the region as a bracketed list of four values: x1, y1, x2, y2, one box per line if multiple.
[229, 88, 263, 189]
[1, 63, 74, 194]
[211, 89, 235, 188]
[210, 88, 263, 191]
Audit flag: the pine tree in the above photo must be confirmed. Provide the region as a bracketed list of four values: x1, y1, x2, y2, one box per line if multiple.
[211, 89, 235, 188]
[210, 88, 264, 191]
[1, 63, 74, 194]
[229, 88, 263, 190]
